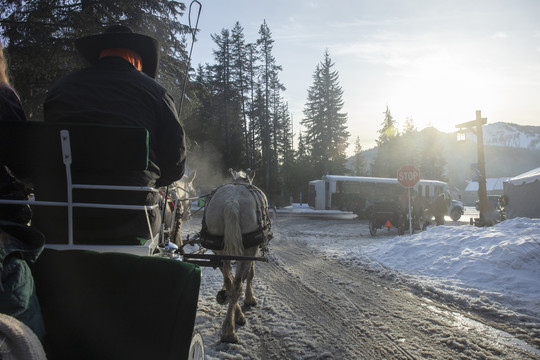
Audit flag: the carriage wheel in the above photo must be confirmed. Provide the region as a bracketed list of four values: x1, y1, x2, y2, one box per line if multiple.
[188, 331, 205, 360]
[369, 220, 377, 236]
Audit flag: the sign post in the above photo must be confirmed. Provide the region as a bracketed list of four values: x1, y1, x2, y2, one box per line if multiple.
[397, 165, 420, 235]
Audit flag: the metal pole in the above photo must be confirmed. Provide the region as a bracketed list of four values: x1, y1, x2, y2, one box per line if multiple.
[177, 0, 202, 114]
[408, 187, 412, 235]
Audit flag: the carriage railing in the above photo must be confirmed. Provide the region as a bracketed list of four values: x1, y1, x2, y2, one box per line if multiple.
[0, 127, 175, 256]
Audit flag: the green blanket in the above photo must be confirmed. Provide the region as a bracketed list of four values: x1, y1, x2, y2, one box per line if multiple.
[0, 221, 46, 341]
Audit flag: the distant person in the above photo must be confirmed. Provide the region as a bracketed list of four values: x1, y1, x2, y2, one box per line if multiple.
[40, 25, 186, 244]
[412, 193, 426, 229]
[430, 193, 448, 226]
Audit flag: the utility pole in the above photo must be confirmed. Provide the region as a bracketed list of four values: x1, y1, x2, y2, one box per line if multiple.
[456, 110, 489, 226]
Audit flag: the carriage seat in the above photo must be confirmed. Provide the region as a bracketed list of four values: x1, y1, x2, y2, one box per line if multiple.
[32, 248, 201, 360]
[0, 121, 161, 254]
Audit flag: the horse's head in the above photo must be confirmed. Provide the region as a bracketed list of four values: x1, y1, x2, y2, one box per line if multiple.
[229, 168, 255, 185]
[172, 170, 197, 220]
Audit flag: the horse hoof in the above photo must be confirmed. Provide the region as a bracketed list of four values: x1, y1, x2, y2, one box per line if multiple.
[244, 298, 257, 307]
[216, 290, 228, 305]
[221, 333, 238, 343]
[236, 314, 246, 326]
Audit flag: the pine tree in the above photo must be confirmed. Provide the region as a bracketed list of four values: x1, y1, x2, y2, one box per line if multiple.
[400, 116, 420, 168]
[245, 42, 260, 169]
[276, 103, 295, 204]
[419, 127, 447, 181]
[373, 105, 401, 177]
[289, 130, 317, 203]
[209, 28, 245, 169]
[0, 0, 189, 119]
[376, 105, 398, 146]
[352, 136, 367, 176]
[230, 22, 251, 168]
[403, 116, 416, 134]
[256, 20, 282, 193]
[301, 49, 349, 176]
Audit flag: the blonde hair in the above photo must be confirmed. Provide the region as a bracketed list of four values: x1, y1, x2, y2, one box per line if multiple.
[0, 40, 11, 86]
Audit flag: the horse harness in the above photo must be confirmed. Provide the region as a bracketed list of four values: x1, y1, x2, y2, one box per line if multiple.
[199, 183, 272, 252]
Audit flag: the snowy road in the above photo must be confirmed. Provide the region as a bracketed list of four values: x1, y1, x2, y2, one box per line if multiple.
[182, 211, 539, 359]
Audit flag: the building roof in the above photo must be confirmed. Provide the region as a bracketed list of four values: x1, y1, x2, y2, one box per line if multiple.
[465, 177, 510, 192]
[505, 167, 540, 186]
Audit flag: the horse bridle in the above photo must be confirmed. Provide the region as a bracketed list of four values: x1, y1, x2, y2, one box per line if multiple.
[174, 185, 196, 221]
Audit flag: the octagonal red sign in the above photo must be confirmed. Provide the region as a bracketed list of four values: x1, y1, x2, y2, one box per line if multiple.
[397, 165, 420, 188]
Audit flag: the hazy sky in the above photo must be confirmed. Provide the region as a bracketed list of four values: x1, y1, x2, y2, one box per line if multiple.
[187, 0, 540, 152]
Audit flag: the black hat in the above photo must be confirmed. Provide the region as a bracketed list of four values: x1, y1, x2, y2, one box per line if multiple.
[75, 25, 160, 78]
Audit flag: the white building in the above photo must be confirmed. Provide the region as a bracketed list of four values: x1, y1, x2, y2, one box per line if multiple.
[462, 177, 510, 206]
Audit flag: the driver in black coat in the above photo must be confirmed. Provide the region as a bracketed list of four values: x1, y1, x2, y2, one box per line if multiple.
[40, 25, 186, 245]
[44, 25, 185, 188]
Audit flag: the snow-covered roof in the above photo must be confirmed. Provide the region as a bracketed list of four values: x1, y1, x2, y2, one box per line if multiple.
[322, 175, 399, 184]
[464, 177, 510, 192]
[505, 167, 540, 185]
[321, 174, 446, 186]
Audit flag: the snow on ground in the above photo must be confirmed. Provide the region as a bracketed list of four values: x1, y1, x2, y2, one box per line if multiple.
[279, 204, 540, 326]
[189, 203, 539, 358]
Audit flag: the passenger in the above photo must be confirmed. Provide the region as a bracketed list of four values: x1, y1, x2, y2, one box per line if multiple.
[40, 25, 186, 245]
[0, 42, 46, 341]
[0, 40, 32, 225]
[0, 40, 26, 121]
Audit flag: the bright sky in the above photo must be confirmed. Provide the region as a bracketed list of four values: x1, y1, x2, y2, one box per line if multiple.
[187, 0, 540, 152]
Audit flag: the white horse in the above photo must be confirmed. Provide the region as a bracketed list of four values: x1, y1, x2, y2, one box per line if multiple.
[202, 169, 271, 343]
[165, 170, 197, 246]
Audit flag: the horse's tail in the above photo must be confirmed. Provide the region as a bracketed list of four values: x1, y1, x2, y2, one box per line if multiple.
[223, 199, 244, 256]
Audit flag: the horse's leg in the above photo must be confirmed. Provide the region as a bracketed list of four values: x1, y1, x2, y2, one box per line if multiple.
[217, 259, 233, 305]
[234, 260, 250, 325]
[244, 261, 257, 307]
[221, 260, 250, 343]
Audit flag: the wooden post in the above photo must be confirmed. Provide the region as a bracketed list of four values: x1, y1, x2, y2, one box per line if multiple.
[456, 110, 488, 225]
[475, 111, 489, 224]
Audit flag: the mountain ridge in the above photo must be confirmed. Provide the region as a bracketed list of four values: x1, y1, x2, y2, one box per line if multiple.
[355, 122, 540, 190]
[474, 122, 540, 150]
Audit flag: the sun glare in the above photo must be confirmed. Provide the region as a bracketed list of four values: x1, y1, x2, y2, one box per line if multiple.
[391, 50, 505, 133]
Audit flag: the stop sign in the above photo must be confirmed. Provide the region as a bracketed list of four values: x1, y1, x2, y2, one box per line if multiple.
[397, 165, 420, 188]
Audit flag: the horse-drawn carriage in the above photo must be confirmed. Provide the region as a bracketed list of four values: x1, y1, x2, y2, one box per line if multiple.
[0, 121, 272, 358]
[367, 200, 407, 236]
